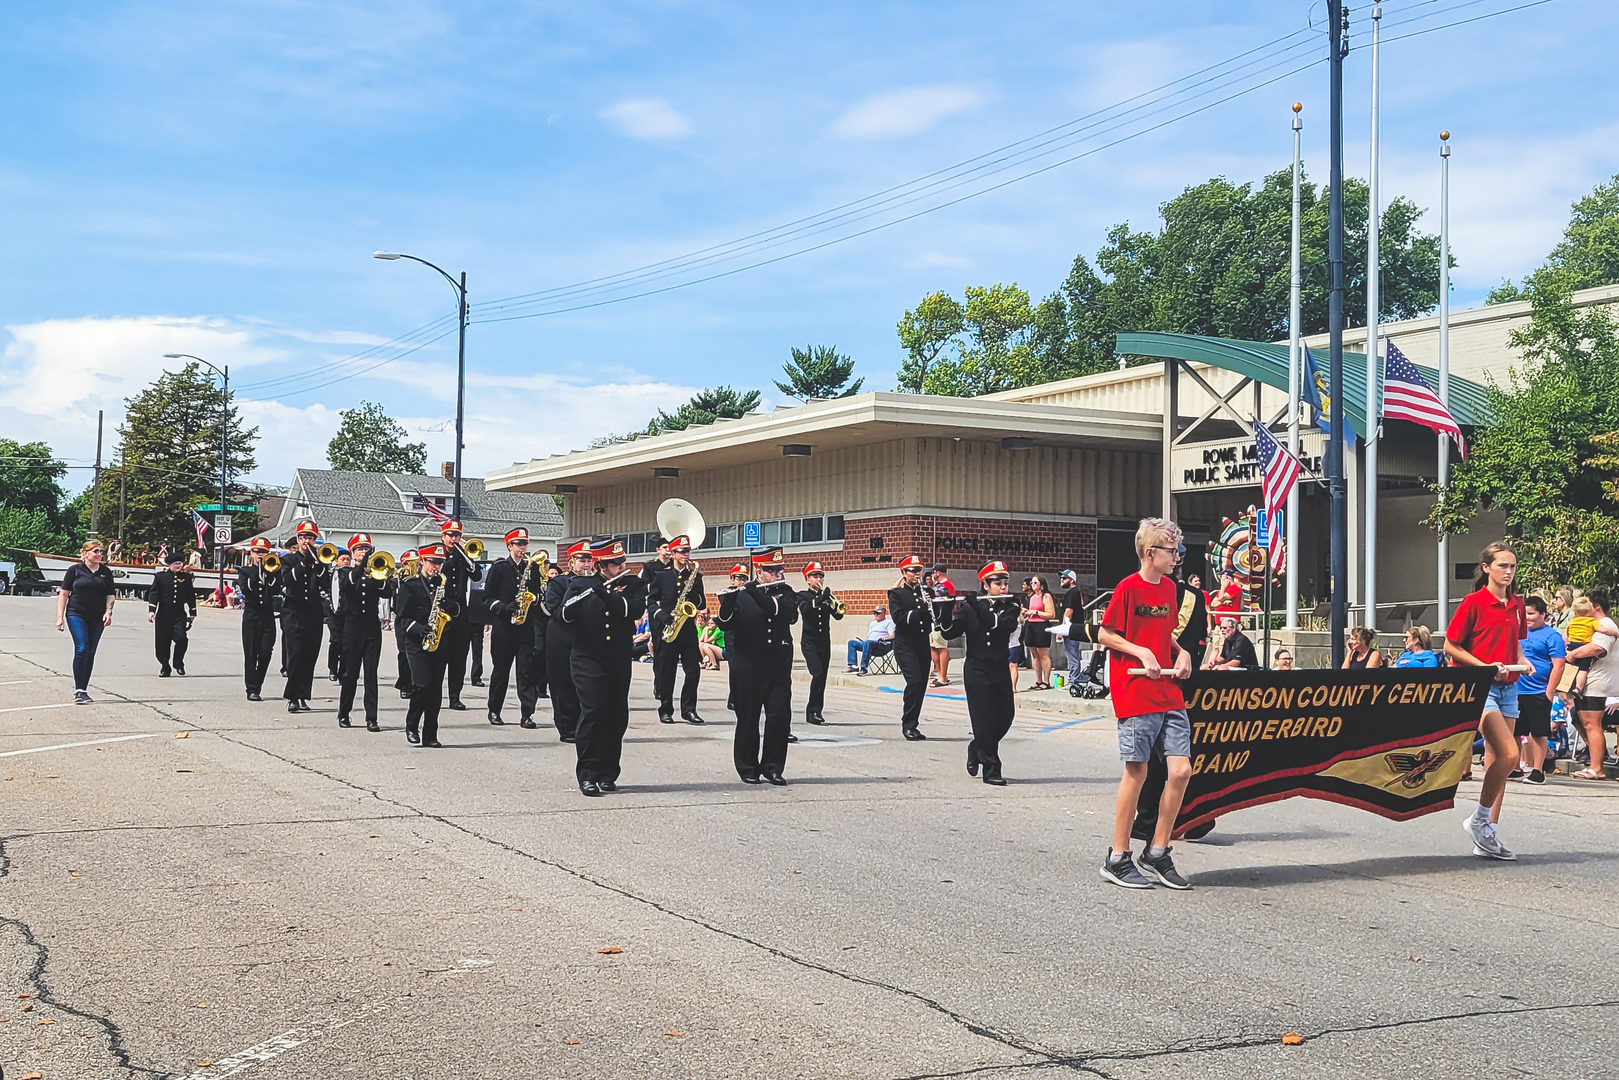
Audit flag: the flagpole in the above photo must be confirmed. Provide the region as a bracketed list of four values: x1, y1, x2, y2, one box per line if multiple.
[1364, 5, 1382, 637]
[1327, 0, 1349, 666]
[1286, 102, 1303, 633]
[1437, 132, 1452, 634]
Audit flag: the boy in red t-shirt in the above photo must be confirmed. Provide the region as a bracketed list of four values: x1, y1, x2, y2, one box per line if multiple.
[1097, 517, 1195, 890]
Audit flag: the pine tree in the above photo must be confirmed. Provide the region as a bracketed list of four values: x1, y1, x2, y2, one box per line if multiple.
[774, 345, 862, 401]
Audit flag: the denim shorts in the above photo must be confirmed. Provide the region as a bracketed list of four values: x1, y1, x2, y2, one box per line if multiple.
[1485, 680, 1519, 720]
[1117, 709, 1191, 763]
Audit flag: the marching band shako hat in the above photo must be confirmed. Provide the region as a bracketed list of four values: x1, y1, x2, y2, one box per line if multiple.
[751, 546, 784, 569]
[248, 537, 272, 551]
[978, 559, 1010, 583]
[668, 534, 691, 551]
[505, 527, 529, 545]
[419, 544, 446, 561]
[440, 519, 464, 534]
[565, 539, 590, 559]
[728, 563, 749, 578]
[802, 561, 826, 579]
[590, 538, 626, 562]
[349, 533, 373, 550]
[400, 548, 420, 562]
[898, 554, 925, 571]
[294, 520, 319, 537]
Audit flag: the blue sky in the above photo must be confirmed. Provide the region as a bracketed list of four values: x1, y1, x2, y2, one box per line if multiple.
[3, 0, 1616, 487]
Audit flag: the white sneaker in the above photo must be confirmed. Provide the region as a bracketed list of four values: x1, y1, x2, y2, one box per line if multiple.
[1462, 814, 1517, 861]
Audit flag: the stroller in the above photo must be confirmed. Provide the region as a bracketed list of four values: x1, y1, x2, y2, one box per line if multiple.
[1068, 590, 1112, 699]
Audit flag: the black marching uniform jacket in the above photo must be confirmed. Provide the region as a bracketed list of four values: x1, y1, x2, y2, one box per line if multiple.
[796, 586, 843, 723]
[237, 561, 278, 695]
[940, 594, 1022, 775]
[149, 568, 197, 672]
[543, 570, 580, 739]
[561, 572, 648, 785]
[336, 565, 396, 724]
[279, 550, 330, 702]
[886, 578, 935, 732]
[646, 560, 706, 719]
[720, 581, 799, 778]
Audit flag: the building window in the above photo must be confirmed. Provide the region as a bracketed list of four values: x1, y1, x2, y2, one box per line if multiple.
[827, 515, 844, 541]
[700, 516, 843, 549]
[411, 495, 450, 513]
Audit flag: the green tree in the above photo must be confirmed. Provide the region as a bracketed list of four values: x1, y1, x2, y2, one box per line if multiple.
[643, 386, 763, 436]
[923, 284, 1047, 396]
[902, 167, 1444, 396]
[1429, 277, 1619, 588]
[1489, 174, 1619, 303]
[110, 363, 260, 552]
[774, 345, 863, 401]
[0, 440, 85, 576]
[896, 291, 965, 392]
[327, 400, 428, 473]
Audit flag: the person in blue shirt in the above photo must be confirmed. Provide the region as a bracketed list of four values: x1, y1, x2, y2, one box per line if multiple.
[1514, 595, 1566, 785]
[1393, 625, 1439, 668]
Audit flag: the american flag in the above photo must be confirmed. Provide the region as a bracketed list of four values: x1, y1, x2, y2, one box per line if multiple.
[416, 493, 452, 527]
[1382, 342, 1467, 458]
[191, 509, 211, 547]
[1254, 422, 1302, 519]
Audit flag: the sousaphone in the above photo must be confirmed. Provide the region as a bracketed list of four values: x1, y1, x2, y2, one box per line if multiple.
[656, 498, 705, 550]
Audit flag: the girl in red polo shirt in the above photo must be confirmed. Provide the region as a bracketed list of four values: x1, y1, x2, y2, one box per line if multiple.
[1444, 540, 1528, 861]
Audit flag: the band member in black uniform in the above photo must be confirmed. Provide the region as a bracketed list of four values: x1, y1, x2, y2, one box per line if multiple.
[561, 538, 646, 796]
[484, 527, 544, 729]
[398, 544, 455, 747]
[940, 560, 1021, 785]
[1132, 573, 1216, 842]
[324, 548, 350, 682]
[888, 554, 934, 740]
[467, 572, 488, 688]
[648, 534, 706, 725]
[148, 550, 196, 677]
[796, 560, 842, 726]
[720, 547, 799, 785]
[393, 549, 419, 699]
[639, 540, 671, 586]
[336, 534, 395, 732]
[238, 537, 278, 700]
[436, 520, 483, 711]
[544, 540, 591, 743]
[280, 520, 329, 714]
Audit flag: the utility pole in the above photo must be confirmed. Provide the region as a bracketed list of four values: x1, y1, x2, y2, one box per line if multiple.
[90, 410, 104, 538]
[1364, 5, 1382, 636]
[1438, 132, 1453, 633]
[1327, 0, 1350, 665]
[1285, 102, 1303, 632]
[118, 451, 126, 549]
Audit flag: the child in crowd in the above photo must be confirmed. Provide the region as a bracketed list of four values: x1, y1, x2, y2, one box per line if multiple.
[1562, 596, 1598, 697]
[1097, 517, 1195, 891]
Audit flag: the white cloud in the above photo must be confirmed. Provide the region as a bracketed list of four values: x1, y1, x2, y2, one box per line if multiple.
[831, 84, 987, 140]
[600, 98, 694, 140]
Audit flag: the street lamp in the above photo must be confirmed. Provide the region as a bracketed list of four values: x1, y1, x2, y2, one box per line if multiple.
[373, 251, 468, 519]
[163, 353, 229, 604]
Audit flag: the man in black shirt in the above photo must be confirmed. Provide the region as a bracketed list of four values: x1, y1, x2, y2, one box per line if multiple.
[237, 538, 278, 700]
[721, 546, 798, 784]
[148, 550, 196, 677]
[1057, 569, 1088, 689]
[1205, 616, 1259, 670]
[887, 554, 934, 741]
[646, 534, 705, 724]
[560, 538, 646, 795]
[336, 533, 395, 731]
[796, 561, 843, 726]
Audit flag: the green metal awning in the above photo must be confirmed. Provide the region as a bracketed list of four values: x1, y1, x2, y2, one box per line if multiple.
[1114, 331, 1493, 430]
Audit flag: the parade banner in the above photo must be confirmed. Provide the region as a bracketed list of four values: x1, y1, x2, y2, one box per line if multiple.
[1173, 668, 1496, 837]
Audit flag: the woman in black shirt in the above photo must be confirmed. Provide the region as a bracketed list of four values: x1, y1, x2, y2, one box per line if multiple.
[55, 540, 117, 702]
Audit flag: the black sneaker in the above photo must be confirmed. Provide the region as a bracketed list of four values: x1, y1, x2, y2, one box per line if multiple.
[1138, 848, 1192, 890]
[74, 691, 90, 705]
[1100, 851, 1154, 889]
[1524, 769, 1547, 785]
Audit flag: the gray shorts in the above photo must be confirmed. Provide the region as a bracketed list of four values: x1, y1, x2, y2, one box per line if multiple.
[1117, 709, 1191, 763]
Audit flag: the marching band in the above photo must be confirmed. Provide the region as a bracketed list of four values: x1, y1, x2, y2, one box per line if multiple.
[219, 499, 1046, 796]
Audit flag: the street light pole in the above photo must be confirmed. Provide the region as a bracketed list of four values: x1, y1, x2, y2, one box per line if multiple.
[1327, 0, 1350, 667]
[374, 252, 468, 520]
[164, 353, 229, 604]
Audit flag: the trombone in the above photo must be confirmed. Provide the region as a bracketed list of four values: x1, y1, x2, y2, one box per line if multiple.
[316, 541, 341, 565]
[463, 538, 486, 560]
[261, 552, 281, 574]
[366, 550, 397, 581]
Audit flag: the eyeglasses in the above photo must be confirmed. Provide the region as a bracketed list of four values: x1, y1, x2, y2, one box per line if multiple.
[1150, 544, 1187, 557]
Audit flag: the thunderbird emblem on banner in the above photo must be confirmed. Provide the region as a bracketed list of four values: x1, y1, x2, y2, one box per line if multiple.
[1173, 668, 1497, 837]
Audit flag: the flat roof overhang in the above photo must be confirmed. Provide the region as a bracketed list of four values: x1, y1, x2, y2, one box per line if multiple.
[485, 391, 1162, 492]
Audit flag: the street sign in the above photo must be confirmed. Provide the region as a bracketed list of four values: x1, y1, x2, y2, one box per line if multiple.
[196, 503, 258, 513]
[743, 521, 761, 548]
[215, 525, 233, 545]
[214, 514, 231, 528]
[1256, 509, 1282, 547]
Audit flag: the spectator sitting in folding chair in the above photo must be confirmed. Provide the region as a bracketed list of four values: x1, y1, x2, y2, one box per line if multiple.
[846, 606, 896, 675]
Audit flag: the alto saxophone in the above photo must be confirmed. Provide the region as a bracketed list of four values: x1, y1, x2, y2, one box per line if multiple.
[512, 550, 549, 626]
[661, 564, 701, 643]
[422, 575, 450, 653]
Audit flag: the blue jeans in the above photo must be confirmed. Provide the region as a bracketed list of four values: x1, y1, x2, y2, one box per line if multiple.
[847, 639, 893, 669]
[67, 614, 104, 691]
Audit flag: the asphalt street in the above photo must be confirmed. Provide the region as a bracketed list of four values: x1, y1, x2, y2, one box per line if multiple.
[2, 595, 1617, 1079]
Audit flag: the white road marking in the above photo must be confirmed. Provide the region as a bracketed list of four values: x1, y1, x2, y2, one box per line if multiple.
[0, 733, 162, 757]
[0, 679, 42, 686]
[0, 702, 80, 715]
[177, 1003, 391, 1080]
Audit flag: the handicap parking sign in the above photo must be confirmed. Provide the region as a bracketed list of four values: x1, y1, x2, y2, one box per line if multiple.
[743, 521, 761, 547]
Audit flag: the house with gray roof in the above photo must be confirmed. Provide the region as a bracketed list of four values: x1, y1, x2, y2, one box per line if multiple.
[254, 469, 564, 557]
